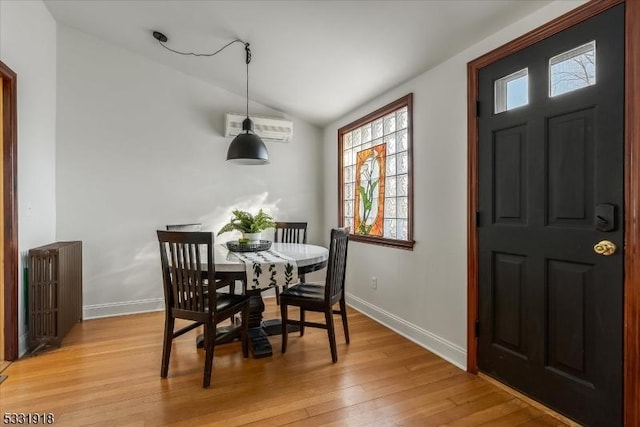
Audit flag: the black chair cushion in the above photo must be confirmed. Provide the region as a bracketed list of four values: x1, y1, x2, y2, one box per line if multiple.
[214, 293, 250, 312]
[281, 282, 325, 300]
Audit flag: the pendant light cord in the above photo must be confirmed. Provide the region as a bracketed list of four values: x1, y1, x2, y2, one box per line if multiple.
[156, 37, 247, 58]
[245, 44, 251, 117]
[154, 31, 253, 119]
[152, 30, 267, 163]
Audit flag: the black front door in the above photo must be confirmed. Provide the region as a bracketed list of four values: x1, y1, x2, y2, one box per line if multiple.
[477, 5, 624, 426]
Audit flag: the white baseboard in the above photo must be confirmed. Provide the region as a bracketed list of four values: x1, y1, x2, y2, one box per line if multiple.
[83, 298, 164, 320]
[346, 293, 467, 370]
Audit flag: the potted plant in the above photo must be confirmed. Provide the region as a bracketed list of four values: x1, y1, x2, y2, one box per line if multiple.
[217, 209, 276, 242]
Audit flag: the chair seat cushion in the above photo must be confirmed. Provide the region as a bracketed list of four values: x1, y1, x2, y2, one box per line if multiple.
[281, 282, 325, 300]
[215, 292, 249, 312]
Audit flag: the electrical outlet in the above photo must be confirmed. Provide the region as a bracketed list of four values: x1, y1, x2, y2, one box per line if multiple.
[371, 276, 377, 289]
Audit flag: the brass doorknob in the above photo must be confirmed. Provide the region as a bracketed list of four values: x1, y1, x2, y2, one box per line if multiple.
[594, 240, 617, 256]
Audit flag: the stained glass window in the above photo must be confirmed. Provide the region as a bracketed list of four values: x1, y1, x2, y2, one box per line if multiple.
[339, 94, 414, 249]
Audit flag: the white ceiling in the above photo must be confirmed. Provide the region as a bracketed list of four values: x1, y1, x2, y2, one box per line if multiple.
[44, 0, 553, 126]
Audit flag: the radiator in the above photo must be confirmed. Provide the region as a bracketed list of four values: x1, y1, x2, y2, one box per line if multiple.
[28, 241, 83, 352]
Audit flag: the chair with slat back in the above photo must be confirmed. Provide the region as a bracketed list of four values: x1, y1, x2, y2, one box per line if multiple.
[166, 223, 236, 296]
[166, 223, 203, 231]
[280, 228, 349, 363]
[157, 230, 249, 387]
[273, 222, 308, 304]
[274, 221, 308, 244]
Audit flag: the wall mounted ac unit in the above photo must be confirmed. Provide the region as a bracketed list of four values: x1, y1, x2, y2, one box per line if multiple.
[225, 113, 294, 142]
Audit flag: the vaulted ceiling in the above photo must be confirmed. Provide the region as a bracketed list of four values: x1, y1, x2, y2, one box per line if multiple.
[45, 0, 553, 126]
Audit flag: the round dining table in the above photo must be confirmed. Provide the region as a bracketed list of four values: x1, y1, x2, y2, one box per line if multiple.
[214, 242, 328, 275]
[213, 242, 329, 358]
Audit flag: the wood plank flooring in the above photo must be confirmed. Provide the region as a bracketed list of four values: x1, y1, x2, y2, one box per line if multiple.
[0, 300, 569, 426]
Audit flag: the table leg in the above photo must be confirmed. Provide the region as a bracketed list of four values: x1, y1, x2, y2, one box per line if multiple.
[196, 321, 241, 348]
[225, 288, 298, 358]
[195, 287, 296, 357]
[246, 289, 272, 358]
[245, 301, 299, 355]
[261, 319, 300, 336]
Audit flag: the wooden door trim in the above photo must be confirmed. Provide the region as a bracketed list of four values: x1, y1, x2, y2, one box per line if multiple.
[623, 1, 640, 425]
[0, 61, 18, 361]
[466, 1, 639, 426]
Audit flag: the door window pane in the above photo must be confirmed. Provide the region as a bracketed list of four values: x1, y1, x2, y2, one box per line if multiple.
[550, 41, 596, 97]
[495, 68, 529, 114]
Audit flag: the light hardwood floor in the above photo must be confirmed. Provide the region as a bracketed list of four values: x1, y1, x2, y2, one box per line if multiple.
[0, 300, 568, 426]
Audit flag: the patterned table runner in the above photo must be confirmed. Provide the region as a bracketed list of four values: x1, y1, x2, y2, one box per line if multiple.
[233, 249, 298, 291]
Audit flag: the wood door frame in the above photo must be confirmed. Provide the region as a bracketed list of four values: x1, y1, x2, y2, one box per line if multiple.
[0, 61, 18, 361]
[466, 0, 639, 425]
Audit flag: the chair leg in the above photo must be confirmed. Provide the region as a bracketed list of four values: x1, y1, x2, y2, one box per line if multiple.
[281, 300, 288, 354]
[300, 309, 305, 337]
[161, 315, 174, 378]
[203, 323, 216, 388]
[275, 286, 281, 305]
[339, 298, 350, 344]
[241, 302, 249, 358]
[325, 309, 338, 363]
[230, 281, 238, 325]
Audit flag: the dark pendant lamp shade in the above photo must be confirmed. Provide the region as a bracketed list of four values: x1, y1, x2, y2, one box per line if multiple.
[226, 42, 269, 165]
[226, 117, 269, 165]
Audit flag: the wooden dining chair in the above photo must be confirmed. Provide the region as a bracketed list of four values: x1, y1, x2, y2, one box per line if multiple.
[157, 230, 249, 388]
[166, 223, 203, 231]
[274, 221, 308, 244]
[166, 223, 237, 297]
[280, 228, 349, 363]
[273, 221, 308, 304]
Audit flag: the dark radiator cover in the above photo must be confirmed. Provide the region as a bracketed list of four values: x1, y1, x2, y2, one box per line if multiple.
[28, 241, 83, 351]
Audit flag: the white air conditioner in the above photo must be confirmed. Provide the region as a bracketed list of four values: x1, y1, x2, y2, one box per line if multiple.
[225, 113, 293, 142]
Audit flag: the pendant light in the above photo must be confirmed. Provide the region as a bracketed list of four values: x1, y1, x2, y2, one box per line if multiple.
[226, 44, 269, 164]
[153, 31, 269, 165]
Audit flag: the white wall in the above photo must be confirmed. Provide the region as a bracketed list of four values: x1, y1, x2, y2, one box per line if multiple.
[0, 0, 57, 356]
[55, 25, 324, 319]
[323, 0, 586, 369]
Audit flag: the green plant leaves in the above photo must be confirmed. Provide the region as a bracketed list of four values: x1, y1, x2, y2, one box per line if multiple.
[217, 209, 276, 235]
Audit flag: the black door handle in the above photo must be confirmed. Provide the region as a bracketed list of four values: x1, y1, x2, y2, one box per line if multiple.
[595, 204, 616, 232]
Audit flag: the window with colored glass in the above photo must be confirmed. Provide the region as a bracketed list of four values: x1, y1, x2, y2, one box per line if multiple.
[338, 94, 414, 249]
